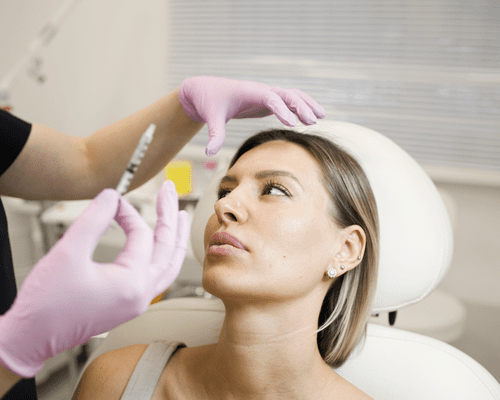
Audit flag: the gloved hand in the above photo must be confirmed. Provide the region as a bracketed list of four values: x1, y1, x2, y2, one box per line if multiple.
[0, 180, 189, 378]
[178, 76, 326, 156]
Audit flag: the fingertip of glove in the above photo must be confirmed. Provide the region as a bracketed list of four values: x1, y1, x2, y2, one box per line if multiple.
[206, 137, 223, 156]
[316, 106, 326, 119]
[99, 187, 118, 197]
[283, 114, 298, 127]
[95, 188, 120, 210]
[303, 113, 318, 125]
[160, 180, 176, 195]
[206, 146, 218, 157]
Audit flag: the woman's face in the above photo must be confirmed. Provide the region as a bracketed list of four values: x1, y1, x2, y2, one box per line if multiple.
[203, 140, 344, 303]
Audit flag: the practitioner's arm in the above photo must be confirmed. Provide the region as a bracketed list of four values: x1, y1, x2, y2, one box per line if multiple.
[0, 89, 203, 200]
[0, 77, 324, 201]
[0, 363, 21, 398]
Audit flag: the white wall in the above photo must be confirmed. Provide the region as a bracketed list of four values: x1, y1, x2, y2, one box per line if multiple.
[436, 182, 500, 308]
[1, 0, 170, 137]
[2, 0, 499, 342]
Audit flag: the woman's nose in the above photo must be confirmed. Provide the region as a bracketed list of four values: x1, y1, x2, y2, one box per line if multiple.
[214, 193, 247, 224]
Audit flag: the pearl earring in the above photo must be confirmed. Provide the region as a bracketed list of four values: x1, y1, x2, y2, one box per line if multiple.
[357, 256, 362, 260]
[340, 265, 346, 270]
[327, 268, 337, 278]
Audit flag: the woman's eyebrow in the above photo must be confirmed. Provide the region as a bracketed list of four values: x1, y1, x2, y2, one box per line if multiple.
[219, 170, 303, 189]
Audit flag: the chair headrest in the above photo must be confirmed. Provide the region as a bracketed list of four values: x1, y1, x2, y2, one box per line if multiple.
[190, 121, 454, 313]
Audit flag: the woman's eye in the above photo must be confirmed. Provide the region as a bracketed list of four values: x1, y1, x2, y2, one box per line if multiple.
[217, 188, 230, 200]
[263, 183, 289, 197]
[216, 182, 290, 200]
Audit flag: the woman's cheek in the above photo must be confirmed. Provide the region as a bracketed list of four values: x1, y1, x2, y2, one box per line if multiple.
[204, 214, 218, 250]
[272, 216, 309, 240]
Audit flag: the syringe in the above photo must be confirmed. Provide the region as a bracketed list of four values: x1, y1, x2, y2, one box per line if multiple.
[115, 123, 156, 195]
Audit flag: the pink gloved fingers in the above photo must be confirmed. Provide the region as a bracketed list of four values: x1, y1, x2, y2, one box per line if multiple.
[150, 181, 186, 296]
[178, 77, 205, 123]
[205, 114, 228, 156]
[155, 180, 179, 227]
[0, 188, 180, 379]
[286, 88, 326, 119]
[152, 181, 178, 264]
[179, 76, 326, 155]
[0, 191, 125, 378]
[264, 91, 299, 126]
[113, 196, 154, 268]
[270, 87, 318, 126]
[60, 189, 120, 257]
[152, 211, 190, 297]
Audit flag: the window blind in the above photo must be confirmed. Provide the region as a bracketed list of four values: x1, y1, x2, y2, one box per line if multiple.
[166, 0, 500, 176]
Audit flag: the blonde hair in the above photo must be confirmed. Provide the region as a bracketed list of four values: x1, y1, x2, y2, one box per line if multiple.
[229, 129, 379, 368]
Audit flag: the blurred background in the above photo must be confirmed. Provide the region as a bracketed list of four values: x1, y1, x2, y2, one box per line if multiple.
[1, 0, 499, 398]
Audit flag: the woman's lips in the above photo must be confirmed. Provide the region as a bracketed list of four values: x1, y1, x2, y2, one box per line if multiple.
[206, 244, 245, 256]
[208, 232, 247, 251]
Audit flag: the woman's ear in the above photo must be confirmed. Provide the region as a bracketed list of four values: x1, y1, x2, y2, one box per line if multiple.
[334, 225, 365, 273]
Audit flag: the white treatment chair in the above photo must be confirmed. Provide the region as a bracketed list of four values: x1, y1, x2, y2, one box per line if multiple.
[76, 121, 500, 399]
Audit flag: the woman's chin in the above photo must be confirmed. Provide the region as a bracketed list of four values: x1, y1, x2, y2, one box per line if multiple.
[201, 267, 256, 302]
[202, 273, 284, 307]
[201, 269, 237, 298]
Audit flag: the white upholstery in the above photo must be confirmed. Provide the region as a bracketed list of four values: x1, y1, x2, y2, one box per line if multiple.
[79, 121, 500, 399]
[81, 298, 500, 400]
[370, 287, 467, 343]
[338, 323, 500, 400]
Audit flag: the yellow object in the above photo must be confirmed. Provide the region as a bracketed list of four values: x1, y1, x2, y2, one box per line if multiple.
[164, 160, 192, 196]
[150, 292, 164, 305]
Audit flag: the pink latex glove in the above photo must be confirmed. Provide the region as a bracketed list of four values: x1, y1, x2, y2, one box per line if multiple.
[178, 76, 326, 156]
[0, 181, 189, 378]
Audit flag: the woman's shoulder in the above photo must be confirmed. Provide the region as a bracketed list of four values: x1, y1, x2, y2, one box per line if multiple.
[333, 373, 374, 400]
[72, 344, 150, 400]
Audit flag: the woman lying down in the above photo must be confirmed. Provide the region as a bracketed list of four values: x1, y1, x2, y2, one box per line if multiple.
[73, 128, 379, 400]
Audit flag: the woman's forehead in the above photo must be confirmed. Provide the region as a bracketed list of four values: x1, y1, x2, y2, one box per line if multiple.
[225, 141, 331, 207]
[230, 140, 321, 176]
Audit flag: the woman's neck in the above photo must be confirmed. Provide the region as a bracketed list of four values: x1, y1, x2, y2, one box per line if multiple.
[197, 300, 339, 400]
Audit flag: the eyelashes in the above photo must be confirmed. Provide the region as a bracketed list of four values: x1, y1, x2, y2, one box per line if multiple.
[216, 180, 229, 200]
[262, 179, 290, 197]
[216, 187, 230, 200]
[216, 179, 291, 200]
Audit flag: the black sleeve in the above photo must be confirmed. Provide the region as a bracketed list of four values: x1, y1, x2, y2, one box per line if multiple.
[0, 111, 38, 398]
[0, 109, 32, 177]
